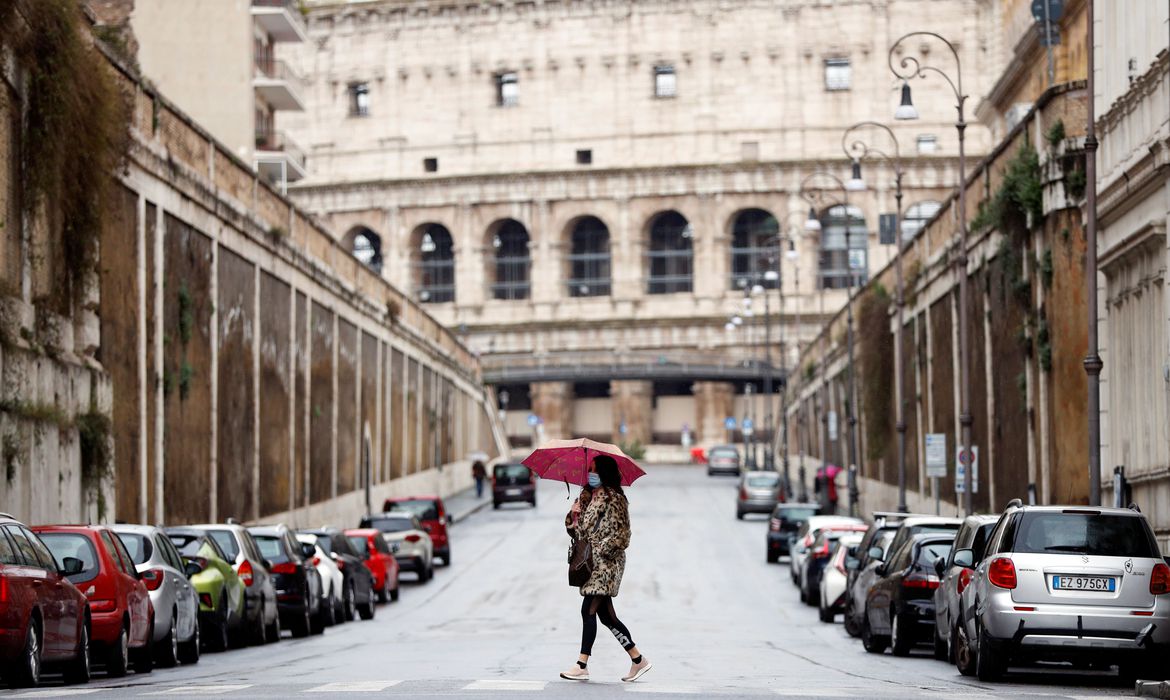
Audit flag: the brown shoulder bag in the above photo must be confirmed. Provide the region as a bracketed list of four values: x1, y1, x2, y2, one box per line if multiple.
[568, 511, 603, 587]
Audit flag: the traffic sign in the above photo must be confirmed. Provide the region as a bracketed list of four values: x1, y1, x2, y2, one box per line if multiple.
[1031, 0, 1064, 22]
[743, 418, 754, 435]
[526, 413, 540, 427]
[827, 411, 838, 440]
[955, 446, 980, 494]
[724, 417, 737, 430]
[925, 433, 947, 478]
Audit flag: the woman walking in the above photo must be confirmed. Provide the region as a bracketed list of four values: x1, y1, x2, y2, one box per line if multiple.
[560, 455, 651, 682]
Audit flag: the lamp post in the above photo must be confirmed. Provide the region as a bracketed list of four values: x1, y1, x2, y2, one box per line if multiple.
[800, 171, 862, 518]
[842, 121, 909, 513]
[1083, 0, 1102, 506]
[889, 32, 973, 514]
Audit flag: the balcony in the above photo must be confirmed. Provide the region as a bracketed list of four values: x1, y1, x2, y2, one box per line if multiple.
[254, 130, 307, 192]
[251, 0, 307, 43]
[254, 59, 305, 112]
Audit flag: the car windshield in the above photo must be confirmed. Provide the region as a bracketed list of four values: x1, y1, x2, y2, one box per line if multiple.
[312, 536, 333, 555]
[386, 499, 439, 520]
[347, 536, 370, 556]
[116, 533, 153, 565]
[494, 465, 530, 482]
[709, 449, 737, 459]
[776, 507, 817, 521]
[1010, 512, 1159, 558]
[38, 533, 100, 584]
[746, 474, 779, 488]
[169, 534, 203, 556]
[206, 530, 240, 561]
[253, 535, 289, 563]
[917, 542, 952, 565]
[366, 517, 414, 533]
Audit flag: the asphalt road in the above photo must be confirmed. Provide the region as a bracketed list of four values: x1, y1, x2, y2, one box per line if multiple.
[12, 465, 1135, 699]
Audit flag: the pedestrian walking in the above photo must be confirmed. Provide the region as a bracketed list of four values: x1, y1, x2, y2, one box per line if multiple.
[559, 455, 651, 683]
[472, 460, 487, 499]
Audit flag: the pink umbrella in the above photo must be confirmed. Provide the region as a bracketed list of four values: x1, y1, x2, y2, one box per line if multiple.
[522, 438, 647, 487]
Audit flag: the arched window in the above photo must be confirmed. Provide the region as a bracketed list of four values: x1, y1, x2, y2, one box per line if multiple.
[901, 201, 942, 240]
[349, 226, 383, 274]
[567, 216, 611, 297]
[489, 219, 530, 300]
[730, 208, 780, 291]
[817, 205, 867, 290]
[647, 211, 693, 294]
[415, 224, 455, 303]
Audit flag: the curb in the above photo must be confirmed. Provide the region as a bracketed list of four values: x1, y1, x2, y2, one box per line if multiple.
[1136, 680, 1170, 698]
[451, 497, 491, 525]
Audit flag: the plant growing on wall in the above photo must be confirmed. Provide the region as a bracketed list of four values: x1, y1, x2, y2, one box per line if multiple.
[857, 284, 893, 464]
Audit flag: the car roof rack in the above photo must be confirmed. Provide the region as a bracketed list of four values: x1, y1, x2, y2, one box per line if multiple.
[1129, 502, 1142, 512]
[1005, 498, 1024, 509]
[0, 512, 15, 520]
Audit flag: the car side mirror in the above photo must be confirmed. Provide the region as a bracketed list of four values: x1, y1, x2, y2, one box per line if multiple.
[846, 545, 858, 558]
[845, 556, 860, 571]
[933, 558, 946, 577]
[60, 557, 84, 576]
[953, 548, 975, 569]
[300, 543, 316, 559]
[262, 559, 273, 571]
[867, 545, 884, 561]
[875, 563, 887, 577]
[184, 560, 204, 578]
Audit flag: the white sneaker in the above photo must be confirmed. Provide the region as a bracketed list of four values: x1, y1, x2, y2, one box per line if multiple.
[560, 664, 589, 681]
[622, 658, 652, 682]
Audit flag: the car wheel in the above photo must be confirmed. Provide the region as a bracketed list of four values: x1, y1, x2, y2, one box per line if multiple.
[106, 624, 130, 677]
[975, 624, 1005, 682]
[530, 498, 537, 508]
[1119, 654, 1161, 684]
[442, 549, 452, 566]
[156, 608, 179, 668]
[178, 616, 200, 665]
[766, 549, 778, 564]
[817, 599, 834, 623]
[390, 583, 400, 602]
[207, 594, 229, 652]
[843, 601, 861, 638]
[861, 611, 888, 655]
[132, 616, 155, 674]
[890, 612, 912, 657]
[344, 582, 357, 622]
[63, 619, 91, 684]
[493, 501, 500, 510]
[264, 604, 282, 644]
[293, 601, 312, 638]
[322, 594, 337, 628]
[358, 594, 376, 621]
[932, 621, 948, 661]
[9, 617, 42, 687]
[736, 509, 744, 520]
[954, 623, 975, 676]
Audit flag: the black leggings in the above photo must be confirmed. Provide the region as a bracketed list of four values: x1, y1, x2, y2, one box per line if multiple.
[580, 594, 635, 656]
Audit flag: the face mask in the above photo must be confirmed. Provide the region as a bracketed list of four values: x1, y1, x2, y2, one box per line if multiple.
[587, 473, 602, 489]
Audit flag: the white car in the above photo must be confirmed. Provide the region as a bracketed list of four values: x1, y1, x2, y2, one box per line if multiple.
[361, 513, 434, 583]
[819, 533, 864, 623]
[297, 534, 343, 627]
[790, 515, 865, 587]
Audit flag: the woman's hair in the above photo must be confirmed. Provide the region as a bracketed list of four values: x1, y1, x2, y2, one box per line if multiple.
[593, 455, 625, 498]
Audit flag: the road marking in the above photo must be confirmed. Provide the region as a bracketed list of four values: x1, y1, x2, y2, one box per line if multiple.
[142, 685, 254, 696]
[625, 685, 701, 694]
[462, 680, 547, 691]
[13, 691, 100, 698]
[305, 681, 403, 692]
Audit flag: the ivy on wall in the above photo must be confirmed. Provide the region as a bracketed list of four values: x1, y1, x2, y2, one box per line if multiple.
[857, 284, 893, 465]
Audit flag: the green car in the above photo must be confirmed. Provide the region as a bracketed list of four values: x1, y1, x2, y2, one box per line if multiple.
[166, 527, 247, 652]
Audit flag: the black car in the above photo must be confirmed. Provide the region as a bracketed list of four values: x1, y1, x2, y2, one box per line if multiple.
[299, 528, 377, 623]
[492, 463, 536, 509]
[861, 532, 954, 656]
[248, 525, 323, 638]
[766, 503, 820, 563]
[843, 514, 909, 636]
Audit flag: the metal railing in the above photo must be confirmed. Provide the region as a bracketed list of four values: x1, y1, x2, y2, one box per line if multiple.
[254, 129, 306, 169]
[483, 350, 788, 384]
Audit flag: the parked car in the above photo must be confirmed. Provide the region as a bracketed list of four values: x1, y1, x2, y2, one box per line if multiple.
[800, 524, 868, 606]
[790, 516, 865, 587]
[296, 534, 341, 628]
[736, 470, 783, 520]
[0, 514, 91, 687]
[34, 525, 154, 677]
[344, 528, 397, 613]
[766, 503, 821, 563]
[189, 523, 279, 645]
[959, 503, 1170, 683]
[299, 528, 377, 622]
[112, 525, 200, 667]
[493, 463, 536, 509]
[707, 445, 741, 476]
[878, 516, 962, 568]
[861, 532, 954, 656]
[361, 513, 429, 585]
[382, 496, 451, 566]
[818, 533, 865, 623]
[164, 528, 246, 652]
[931, 514, 998, 665]
[248, 526, 323, 638]
[844, 529, 896, 638]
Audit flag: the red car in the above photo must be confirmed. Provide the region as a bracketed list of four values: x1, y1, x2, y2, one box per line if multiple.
[0, 514, 91, 687]
[343, 529, 397, 616]
[34, 525, 154, 677]
[383, 496, 451, 566]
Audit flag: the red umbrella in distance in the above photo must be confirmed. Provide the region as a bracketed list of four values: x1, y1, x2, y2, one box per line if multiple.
[522, 438, 647, 488]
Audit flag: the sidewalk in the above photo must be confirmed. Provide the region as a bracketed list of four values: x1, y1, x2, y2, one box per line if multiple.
[446, 484, 492, 525]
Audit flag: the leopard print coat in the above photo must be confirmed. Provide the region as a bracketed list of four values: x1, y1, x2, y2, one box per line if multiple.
[565, 487, 631, 597]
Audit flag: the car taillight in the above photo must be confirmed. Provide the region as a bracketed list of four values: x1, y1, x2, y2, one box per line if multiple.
[199, 593, 212, 608]
[0, 574, 7, 603]
[1150, 563, 1170, 595]
[769, 519, 781, 532]
[271, 562, 298, 575]
[816, 541, 831, 557]
[988, 557, 1017, 589]
[957, 568, 974, 594]
[903, 575, 940, 590]
[739, 487, 748, 500]
[90, 599, 117, 612]
[311, 556, 321, 567]
[238, 559, 255, 587]
[141, 568, 165, 591]
[405, 534, 421, 543]
[335, 559, 346, 570]
[802, 534, 813, 548]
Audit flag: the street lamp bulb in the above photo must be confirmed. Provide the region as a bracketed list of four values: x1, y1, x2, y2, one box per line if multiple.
[763, 270, 779, 282]
[743, 309, 754, 318]
[804, 207, 822, 233]
[420, 232, 437, 253]
[419, 289, 431, 301]
[751, 284, 765, 295]
[681, 224, 694, 239]
[742, 297, 752, 309]
[846, 160, 866, 191]
[895, 82, 920, 121]
[785, 240, 799, 260]
[731, 315, 743, 325]
[724, 322, 736, 332]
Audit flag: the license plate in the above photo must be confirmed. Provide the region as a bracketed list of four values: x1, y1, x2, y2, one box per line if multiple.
[1052, 575, 1116, 592]
[506, 488, 521, 496]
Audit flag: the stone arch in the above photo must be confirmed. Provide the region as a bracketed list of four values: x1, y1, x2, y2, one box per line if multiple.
[485, 218, 531, 300]
[728, 208, 780, 291]
[645, 210, 693, 295]
[344, 225, 383, 275]
[563, 215, 611, 297]
[409, 222, 455, 303]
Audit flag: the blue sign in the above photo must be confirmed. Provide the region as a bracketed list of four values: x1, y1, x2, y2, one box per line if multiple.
[724, 417, 737, 430]
[743, 418, 754, 433]
[527, 414, 540, 427]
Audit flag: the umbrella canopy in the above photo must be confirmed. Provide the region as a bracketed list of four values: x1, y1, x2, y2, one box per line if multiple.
[522, 438, 646, 487]
[816, 464, 844, 480]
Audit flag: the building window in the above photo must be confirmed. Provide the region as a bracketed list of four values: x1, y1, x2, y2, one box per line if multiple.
[816, 205, 867, 289]
[348, 82, 370, 117]
[567, 216, 611, 297]
[916, 135, 938, 154]
[489, 219, 530, 300]
[424, 157, 438, 172]
[647, 211, 693, 294]
[654, 64, 677, 98]
[901, 201, 941, 240]
[576, 149, 592, 165]
[824, 58, 851, 91]
[730, 209, 780, 291]
[496, 72, 519, 107]
[350, 226, 383, 274]
[415, 223, 455, 303]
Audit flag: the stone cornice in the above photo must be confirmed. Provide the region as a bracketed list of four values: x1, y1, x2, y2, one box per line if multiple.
[1099, 49, 1169, 135]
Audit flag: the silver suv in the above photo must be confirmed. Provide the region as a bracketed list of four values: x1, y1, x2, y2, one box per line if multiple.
[959, 502, 1170, 682]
